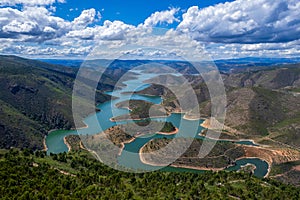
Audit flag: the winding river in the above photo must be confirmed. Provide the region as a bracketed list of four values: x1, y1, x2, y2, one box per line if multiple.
[46, 70, 269, 177]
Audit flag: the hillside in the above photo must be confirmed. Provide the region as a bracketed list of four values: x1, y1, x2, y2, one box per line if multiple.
[0, 55, 115, 150]
[137, 65, 300, 146]
[204, 67, 300, 147]
[134, 65, 300, 184]
[0, 56, 210, 150]
[1, 148, 299, 199]
[1, 56, 300, 177]
[112, 100, 167, 121]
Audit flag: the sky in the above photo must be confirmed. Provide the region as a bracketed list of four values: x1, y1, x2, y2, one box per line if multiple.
[0, 0, 299, 60]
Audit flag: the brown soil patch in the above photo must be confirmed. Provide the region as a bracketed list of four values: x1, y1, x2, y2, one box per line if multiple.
[293, 165, 300, 171]
[243, 146, 300, 165]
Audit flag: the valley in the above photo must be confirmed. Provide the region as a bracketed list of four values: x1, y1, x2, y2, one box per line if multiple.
[1, 55, 300, 186]
[2, 0, 300, 198]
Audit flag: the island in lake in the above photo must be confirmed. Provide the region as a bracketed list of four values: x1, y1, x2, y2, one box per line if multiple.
[28, 57, 299, 185]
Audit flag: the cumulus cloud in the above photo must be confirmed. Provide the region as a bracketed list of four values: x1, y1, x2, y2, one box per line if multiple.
[204, 39, 300, 59]
[0, 7, 71, 42]
[0, 7, 103, 43]
[143, 8, 180, 27]
[0, 1, 299, 59]
[97, 20, 136, 40]
[86, 28, 209, 61]
[177, 0, 300, 44]
[0, 41, 94, 58]
[3, 20, 39, 34]
[66, 20, 136, 41]
[66, 27, 96, 40]
[0, 0, 65, 6]
[72, 8, 101, 28]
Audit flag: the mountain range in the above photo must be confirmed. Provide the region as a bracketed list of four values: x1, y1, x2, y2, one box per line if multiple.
[0, 55, 299, 185]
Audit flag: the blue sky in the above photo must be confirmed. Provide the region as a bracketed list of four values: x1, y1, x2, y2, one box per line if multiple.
[54, 0, 233, 26]
[0, 0, 299, 59]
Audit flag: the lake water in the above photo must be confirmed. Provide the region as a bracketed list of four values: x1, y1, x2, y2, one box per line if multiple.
[46, 71, 269, 177]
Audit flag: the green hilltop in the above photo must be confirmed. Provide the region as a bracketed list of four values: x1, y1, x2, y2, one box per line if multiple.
[1, 148, 299, 199]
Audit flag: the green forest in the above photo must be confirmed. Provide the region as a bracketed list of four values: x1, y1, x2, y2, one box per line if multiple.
[0, 148, 299, 199]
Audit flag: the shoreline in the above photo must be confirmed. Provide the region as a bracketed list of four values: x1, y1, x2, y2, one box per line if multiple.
[240, 145, 276, 177]
[43, 135, 48, 151]
[118, 127, 179, 156]
[118, 137, 136, 156]
[200, 118, 211, 129]
[198, 118, 264, 147]
[62, 135, 88, 153]
[234, 156, 271, 178]
[138, 140, 271, 177]
[122, 90, 160, 97]
[139, 149, 229, 171]
[200, 134, 261, 147]
[140, 153, 271, 177]
[138, 139, 231, 171]
[119, 127, 179, 156]
[45, 83, 272, 178]
[182, 114, 203, 121]
[63, 136, 72, 152]
[70, 124, 89, 131]
[47, 118, 271, 178]
[239, 163, 257, 174]
[139, 142, 167, 167]
[45, 122, 89, 152]
[110, 114, 170, 122]
[157, 127, 179, 135]
[114, 105, 133, 112]
[43, 129, 59, 152]
[79, 141, 86, 150]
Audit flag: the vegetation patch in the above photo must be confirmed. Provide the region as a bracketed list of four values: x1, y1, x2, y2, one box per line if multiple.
[0, 149, 300, 199]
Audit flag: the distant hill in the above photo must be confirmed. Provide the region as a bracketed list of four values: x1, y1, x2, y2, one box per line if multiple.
[40, 57, 300, 73]
[0, 55, 117, 150]
[215, 57, 300, 72]
[1, 55, 300, 188]
[1, 55, 300, 151]
[221, 67, 300, 144]
[137, 64, 300, 147]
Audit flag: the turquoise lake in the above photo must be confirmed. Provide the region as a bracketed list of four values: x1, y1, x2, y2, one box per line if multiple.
[46, 70, 269, 177]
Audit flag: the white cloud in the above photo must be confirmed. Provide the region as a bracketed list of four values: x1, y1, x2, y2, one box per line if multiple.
[67, 27, 96, 40]
[86, 28, 210, 61]
[0, 6, 70, 39]
[66, 19, 136, 41]
[97, 20, 136, 40]
[43, 26, 56, 33]
[49, 6, 56, 12]
[0, 41, 94, 58]
[0, 2, 299, 59]
[0, 7, 103, 42]
[72, 8, 101, 28]
[177, 0, 300, 44]
[143, 8, 180, 27]
[0, 0, 65, 6]
[204, 40, 300, 59]
[3, 20, 39, 34]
